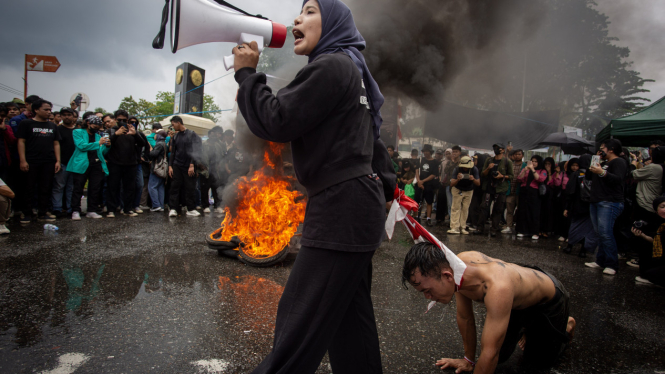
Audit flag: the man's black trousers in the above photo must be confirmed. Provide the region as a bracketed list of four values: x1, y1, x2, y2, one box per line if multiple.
[107, 163, 136, 214]
[71, 162, 105, 213]
[476, 191, 506, 233]
[169, 165, 197, 211]
[200, 175, 219, 208]
[22, 162, 54, 218]
[251, 246, 382, 374]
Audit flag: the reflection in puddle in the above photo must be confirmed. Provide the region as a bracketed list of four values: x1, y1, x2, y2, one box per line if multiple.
[218, 275, 284, 336]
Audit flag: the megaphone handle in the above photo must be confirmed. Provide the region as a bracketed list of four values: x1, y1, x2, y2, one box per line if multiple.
[223, 55, 235, 71]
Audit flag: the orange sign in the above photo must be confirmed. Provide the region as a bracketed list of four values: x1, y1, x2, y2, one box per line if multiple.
[25, 55, 60, 73]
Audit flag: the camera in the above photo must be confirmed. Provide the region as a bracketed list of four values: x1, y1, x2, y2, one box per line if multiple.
[492, 171, 500, 177]
[633, 220, 648, 229]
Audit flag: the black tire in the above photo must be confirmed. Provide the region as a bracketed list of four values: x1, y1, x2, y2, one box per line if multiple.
[238, 245, 290, 267]
[217, 248, 239, 259]
[205, 232, 240, 249]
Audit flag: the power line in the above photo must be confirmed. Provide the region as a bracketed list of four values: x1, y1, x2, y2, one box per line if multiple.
[0, 83, 23, 94]
[137, 108, 233, 120]
[0, 86, 23, 97]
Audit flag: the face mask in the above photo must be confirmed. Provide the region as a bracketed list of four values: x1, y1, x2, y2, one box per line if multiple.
[89, 127, 98, 134]
[599, 150, 607, 159]
[493, 147, 503, 156]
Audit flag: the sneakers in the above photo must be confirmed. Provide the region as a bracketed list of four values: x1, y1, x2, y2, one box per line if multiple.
[0, 224, 9, 235]
[602, 268, 616, 275]
[122, 211, 138, 217]
[139, 205, 150, 211]
[618, 253, 627, 260]
[186, 210, 201, 217]
[501, 228, 512, 234]
[169, 209, 178, 217]
[531, 235, 539, 240]
[86, 212, 103, 219]
[150, 207, 164, 212]
[72, 212, 81, 221]
[45, 212, 56, 219]
[426, 219, 433, 227]
[558, 236, 565, 242]
[134, 207, 144, 214]
[196, 206, 202, 210]
[203, 207, 211, 213]
[461, 229, 469, 235]
[516, 233, 525, 238]
[39, 215, 56, 222]
[626, 259, 640, 268]
[107, 212, 115, 218]
[20, 216, 31, 224]
[214, 207, 224, 214]
[467, 226, 477, 232]
[102, 206, 108, 213]
[635, 276, 653, 285]
[585, 262, 601, 269]
[447, 229, 460, 235]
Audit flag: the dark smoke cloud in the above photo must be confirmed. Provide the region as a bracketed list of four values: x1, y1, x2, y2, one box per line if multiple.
[348, 0, 547, 110]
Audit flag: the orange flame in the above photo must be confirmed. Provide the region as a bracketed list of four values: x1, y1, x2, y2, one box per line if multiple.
[212, 142, 306, 259]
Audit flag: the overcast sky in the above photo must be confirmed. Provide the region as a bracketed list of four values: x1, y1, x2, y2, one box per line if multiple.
[1, 0, 663, 120]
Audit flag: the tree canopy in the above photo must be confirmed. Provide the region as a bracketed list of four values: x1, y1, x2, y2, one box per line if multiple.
[117, 91, 221, 129]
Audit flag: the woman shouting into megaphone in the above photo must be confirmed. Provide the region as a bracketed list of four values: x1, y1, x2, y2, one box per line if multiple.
[232, 0, 394, 373]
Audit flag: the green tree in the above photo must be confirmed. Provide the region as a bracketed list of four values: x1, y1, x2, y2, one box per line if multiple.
[117, 91, 222, 129]
[93, 107, 108, 115]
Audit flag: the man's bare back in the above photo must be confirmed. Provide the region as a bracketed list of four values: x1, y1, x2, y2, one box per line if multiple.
[456, 251, 557, 310]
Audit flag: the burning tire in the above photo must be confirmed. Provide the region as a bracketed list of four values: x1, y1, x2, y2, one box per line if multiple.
[238, 245, 290, 267]
[206, 231, 241, 258]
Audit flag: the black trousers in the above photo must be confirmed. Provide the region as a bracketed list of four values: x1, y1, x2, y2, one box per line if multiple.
[169, 165, 197, 210]
[252, 246, 382, 374]
[71, 162, 105, 213]
[107, 163, 136, 214]
[499, 267, 570, 367]
[516, 188, 541, 236]
[476, 191, 507, 233]
[200, 175, 219, 208]
[22, 162, 55, 218]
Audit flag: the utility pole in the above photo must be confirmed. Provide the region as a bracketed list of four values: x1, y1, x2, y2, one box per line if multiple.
[23, 54, 28, 101]
[521, 52, 526, 113]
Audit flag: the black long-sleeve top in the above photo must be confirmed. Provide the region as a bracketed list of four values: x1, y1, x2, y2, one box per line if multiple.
[235, 52, 390, 252]
[106, 126, 145, 166]
[585, 157, 628, 203]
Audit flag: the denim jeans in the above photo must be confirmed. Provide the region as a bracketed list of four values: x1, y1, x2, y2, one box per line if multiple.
[589, 201, 624, 270]
[445, 186, 453, 217]
[133, 164, 144, 209]
[148, 173, 165, 209]
[52, 162, 74, 212]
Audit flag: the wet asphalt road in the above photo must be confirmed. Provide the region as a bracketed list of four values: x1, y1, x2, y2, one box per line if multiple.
[0, 211, 664, 374]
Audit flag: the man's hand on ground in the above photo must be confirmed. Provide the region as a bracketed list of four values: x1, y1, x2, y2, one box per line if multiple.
[435, 358, 473, 373]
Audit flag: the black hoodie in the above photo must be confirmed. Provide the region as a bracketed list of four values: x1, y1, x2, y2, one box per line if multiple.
[106, 126, 145, 166]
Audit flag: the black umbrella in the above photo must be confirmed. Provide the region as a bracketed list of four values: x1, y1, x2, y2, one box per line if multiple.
[538, 132, 595, 155]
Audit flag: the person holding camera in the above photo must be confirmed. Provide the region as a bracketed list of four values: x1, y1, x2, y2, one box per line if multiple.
[584, 139, 628, 275]
[448, 156, 480, 234]
[473, 143, 514, 236]
[626, 146, 664, 266]
[516, 155, 548, 239]
[414, 144, 441, 226]
[631, 197, 665, 286]
[67, 116, 110, 220]
[105, 109, 145, 218]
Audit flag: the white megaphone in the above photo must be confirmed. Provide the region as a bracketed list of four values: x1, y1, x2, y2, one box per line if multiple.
[170, 0, 287, 71]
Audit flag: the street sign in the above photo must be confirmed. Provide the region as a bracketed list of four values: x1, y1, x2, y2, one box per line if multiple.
[70, 92, 90, 112]
[25, 55, 61, 73]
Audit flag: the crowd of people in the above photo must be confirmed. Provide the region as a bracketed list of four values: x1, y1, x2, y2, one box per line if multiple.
[388, 139, 665, 287]
[0, 95, 248, 234]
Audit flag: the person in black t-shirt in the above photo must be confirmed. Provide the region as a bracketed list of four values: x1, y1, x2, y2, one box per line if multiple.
[51, 107, 77, 216]
[584, 139, 628, 275]
[415, 144, 441, 226]
[16, 99, 61, 223]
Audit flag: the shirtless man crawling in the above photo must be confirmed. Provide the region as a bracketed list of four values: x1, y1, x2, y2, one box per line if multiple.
[402, 243, 576, 373]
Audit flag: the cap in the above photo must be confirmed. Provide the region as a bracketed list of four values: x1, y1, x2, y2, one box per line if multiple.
[492, 143, 505, 149]
[60, 107, 75, 115]
[435, 149, 444, 154]
[12, 98, 24, 105]
[86, 115, 103, 126]
[459, 156, 474, 168]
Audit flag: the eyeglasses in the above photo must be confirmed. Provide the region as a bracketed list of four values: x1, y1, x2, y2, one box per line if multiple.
[128, 121, 137, 125]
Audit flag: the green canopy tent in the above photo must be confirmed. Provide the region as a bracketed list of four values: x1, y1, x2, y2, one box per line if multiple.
[596, 95, 665, 147]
